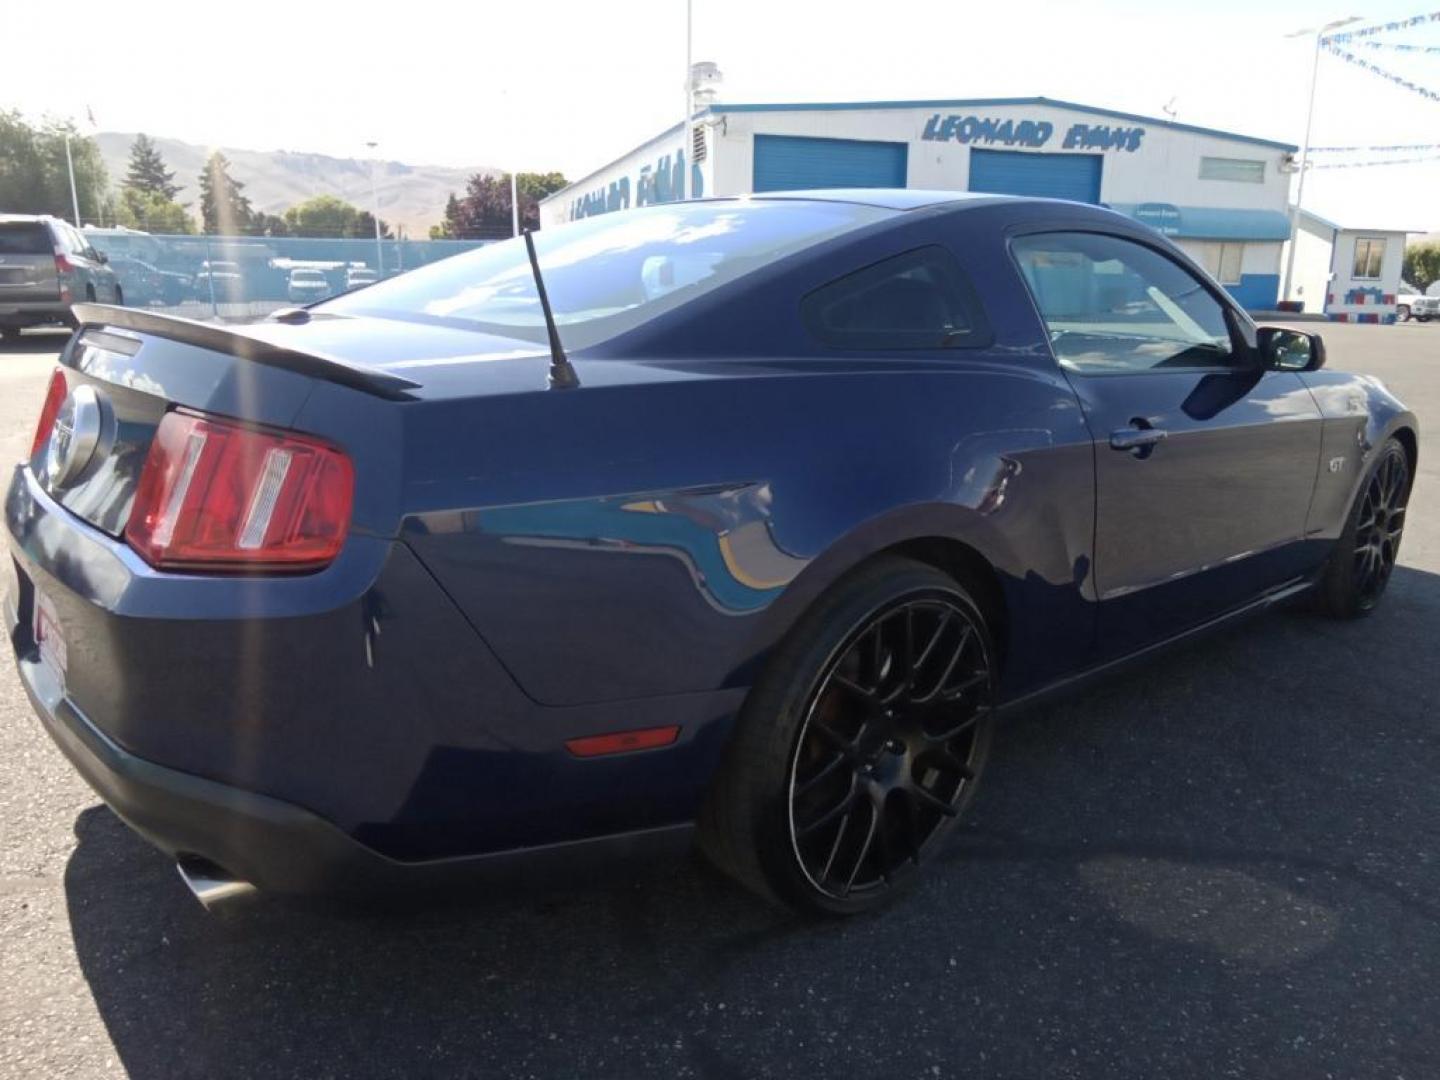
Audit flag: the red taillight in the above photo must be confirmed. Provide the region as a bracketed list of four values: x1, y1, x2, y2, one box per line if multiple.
[30, 368, 68, 460]
[125, 410, 354, 573]
[54, 251, 75, 274]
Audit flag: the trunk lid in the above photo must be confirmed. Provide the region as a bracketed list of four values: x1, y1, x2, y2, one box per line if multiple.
[34, 306, 551, 539]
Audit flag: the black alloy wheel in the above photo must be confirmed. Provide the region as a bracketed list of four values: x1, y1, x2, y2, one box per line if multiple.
[1320, 437, 1411, 618]
[1352, 444, 1409, 607]
[788, 596, 992, 902]
[699, 558, 997, 916]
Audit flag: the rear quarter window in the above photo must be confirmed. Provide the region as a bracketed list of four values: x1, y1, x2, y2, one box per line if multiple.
[801, 246, 991, 350]
[0, 223, 53, 255]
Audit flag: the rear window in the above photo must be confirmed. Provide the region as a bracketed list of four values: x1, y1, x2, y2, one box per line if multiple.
[321, 199, 894, 349]
[0, 222, 53, 256]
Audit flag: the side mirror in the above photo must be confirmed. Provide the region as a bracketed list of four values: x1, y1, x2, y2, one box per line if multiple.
[1257, 326, 1325, 372]
[95, 251, 109, 265]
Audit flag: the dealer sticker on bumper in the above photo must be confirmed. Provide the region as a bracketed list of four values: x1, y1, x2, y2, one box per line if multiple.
[33, 590, 67, 681]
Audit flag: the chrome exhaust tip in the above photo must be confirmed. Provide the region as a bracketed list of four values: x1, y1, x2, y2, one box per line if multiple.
[176, 858, 257, 911]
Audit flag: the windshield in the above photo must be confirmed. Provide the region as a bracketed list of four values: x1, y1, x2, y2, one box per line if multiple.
[320, 199, 892, 349]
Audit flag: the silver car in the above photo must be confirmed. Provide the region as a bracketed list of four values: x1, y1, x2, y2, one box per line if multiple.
[0, 215, 122, 341]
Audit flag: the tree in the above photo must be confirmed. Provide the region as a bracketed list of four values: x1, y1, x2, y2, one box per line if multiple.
[355, 209, 394, 241]
[1403, 243, 1440, 293]
[123, 133, 181, 201]
[430, 193, 463, 238]
[198, 151, 252, 234]
[437, 171, 568, 239]
[0, 110, 108, 223]
[115, 188, 193, 234]
[247, 211, 290, 237]
[282, 194, 391, 238]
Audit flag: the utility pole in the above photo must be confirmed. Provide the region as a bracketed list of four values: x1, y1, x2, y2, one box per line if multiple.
[1281, 16, 1362, 304]
[64, 134, 82, 227]
[366, 140, 384, 275]
[683, 0, 694, 199]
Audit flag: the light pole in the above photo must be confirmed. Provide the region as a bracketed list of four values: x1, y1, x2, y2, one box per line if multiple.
[365, 140, 384, 275]
[1281, 15, 1361, 304]
[683, 0, 694, 200]
[511, 171, 520, 237]
[63, 133, 82, 227]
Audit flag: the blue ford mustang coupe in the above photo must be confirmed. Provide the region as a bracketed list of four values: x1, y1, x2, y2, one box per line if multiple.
[5, 191, 1418, 915]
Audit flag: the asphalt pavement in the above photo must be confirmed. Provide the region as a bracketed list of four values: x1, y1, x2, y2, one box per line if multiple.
[1, 323, 1438, 1079]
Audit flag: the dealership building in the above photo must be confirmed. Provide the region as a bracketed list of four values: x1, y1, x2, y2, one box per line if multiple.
[540, 96, 1299, 310]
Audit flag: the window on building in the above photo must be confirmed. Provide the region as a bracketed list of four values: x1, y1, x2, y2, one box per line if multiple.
[1012, 232, 1238, 374]
[1195, 242, 1245, 286]
[801, 246, 990, 350]
[1353, 238, 1386, 280]
[1199, 157, 1266, 183]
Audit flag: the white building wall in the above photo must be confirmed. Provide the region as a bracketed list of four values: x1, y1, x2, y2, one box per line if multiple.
[1281, 215, 1337, 315]
[708, 103, 1291, 210]
[537, 125, 713, 230]
[1325, 228, 1408, 323]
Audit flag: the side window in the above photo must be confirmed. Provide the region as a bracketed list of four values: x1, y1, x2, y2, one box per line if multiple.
[801, 246, 990, 350]
[1012, 232, 1238, 374]
[61, 225, 87, 255]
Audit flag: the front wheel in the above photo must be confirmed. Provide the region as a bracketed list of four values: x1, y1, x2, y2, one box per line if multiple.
[700, 557, 997, 916]
[1318, 437, 1410, 618]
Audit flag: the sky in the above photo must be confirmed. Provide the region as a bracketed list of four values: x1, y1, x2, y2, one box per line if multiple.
[4, 0, 1439, 232]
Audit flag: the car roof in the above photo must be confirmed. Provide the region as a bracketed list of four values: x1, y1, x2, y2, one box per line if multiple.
[743, 188, 1012, 211]
[0, 214, 58, 225]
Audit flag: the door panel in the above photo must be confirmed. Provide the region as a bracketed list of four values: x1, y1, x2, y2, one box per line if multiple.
[1070, 369, 1322, 654]
[1012, 230, 1323, 656]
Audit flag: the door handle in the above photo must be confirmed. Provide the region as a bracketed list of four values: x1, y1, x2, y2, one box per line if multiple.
[1109, 423, 1168, 456]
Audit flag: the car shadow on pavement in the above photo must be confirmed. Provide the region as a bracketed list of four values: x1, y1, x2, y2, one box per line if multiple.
[63, 565, 1440, 1079]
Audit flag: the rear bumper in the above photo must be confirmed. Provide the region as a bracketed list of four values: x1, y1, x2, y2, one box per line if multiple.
[5, 461, 737, 893]
[0, 300, 69, 326]
[11, 645, 693, 895]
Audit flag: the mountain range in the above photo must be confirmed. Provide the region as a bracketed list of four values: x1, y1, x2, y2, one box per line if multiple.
[94, 132, 497, 237]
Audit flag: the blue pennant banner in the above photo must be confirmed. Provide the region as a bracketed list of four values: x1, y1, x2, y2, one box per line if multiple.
[1357, 40, 1440, 53]
[1310, 154, 1440, 169]
[1310, 143, 1440, 153]
[1326, 11, 1440, 42]
[1322, 42, 1440, 102]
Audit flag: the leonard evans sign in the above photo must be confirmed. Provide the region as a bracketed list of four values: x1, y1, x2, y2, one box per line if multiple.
[922, 113, 1146, 153]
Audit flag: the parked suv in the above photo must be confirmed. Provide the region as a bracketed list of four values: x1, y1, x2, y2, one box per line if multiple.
[0, 215, 122, 340]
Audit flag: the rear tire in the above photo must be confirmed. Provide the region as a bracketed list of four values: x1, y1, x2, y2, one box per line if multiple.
[699, 557, 997, 916]
[114, 286, 124, 307]
[1318, 437, 1410, 618]
[1396, 304, 1410, 322]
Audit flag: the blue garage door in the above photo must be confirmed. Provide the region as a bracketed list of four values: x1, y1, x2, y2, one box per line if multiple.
[968, 149, 1102, 204]
[753, 135, 908, 193]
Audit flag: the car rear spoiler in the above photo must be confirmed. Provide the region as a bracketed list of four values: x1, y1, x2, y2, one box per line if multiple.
[69, 304, 421, 401]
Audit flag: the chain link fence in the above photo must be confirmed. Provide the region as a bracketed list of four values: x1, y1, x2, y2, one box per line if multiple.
[81, 229, 490, 321]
